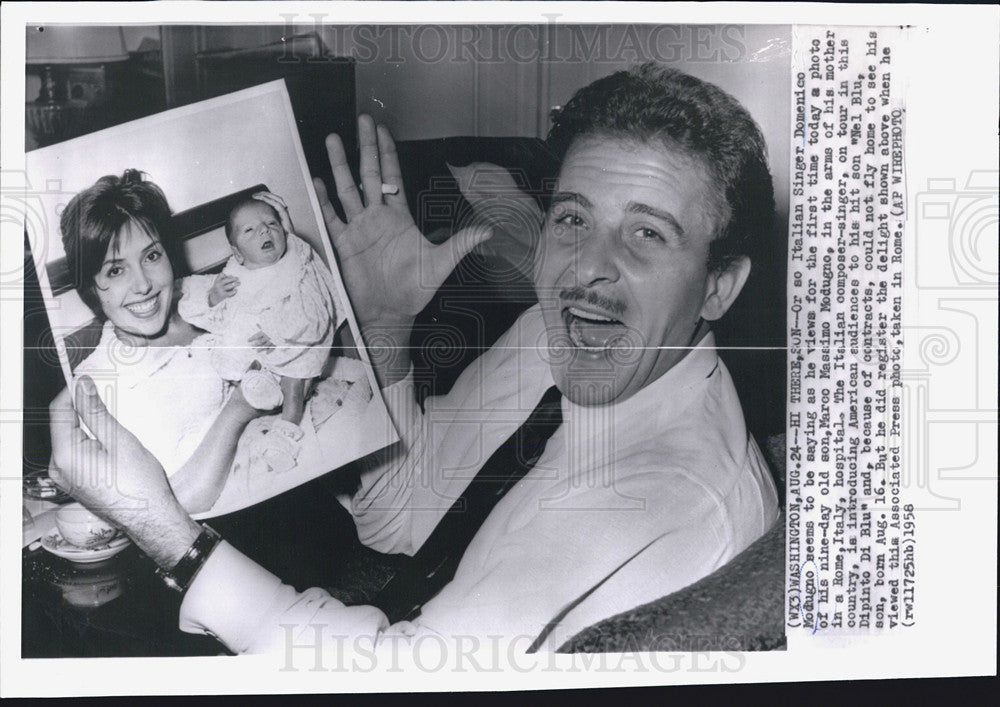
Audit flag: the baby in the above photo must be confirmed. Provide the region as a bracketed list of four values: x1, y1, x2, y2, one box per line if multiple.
[179, 193, 340, 468]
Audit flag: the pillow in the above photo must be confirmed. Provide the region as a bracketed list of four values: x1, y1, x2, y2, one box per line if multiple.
[446, 161, 544, 282]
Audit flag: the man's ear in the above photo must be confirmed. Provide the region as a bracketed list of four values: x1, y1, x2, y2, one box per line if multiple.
[700, 256, 751, 322]
[230, 244, 244, 265]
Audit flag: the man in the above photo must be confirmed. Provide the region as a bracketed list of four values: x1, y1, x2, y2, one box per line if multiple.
[50, 64, 779, 654]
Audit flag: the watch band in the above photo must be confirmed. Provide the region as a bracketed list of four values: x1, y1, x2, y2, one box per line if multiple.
[155, 524, 223, 594]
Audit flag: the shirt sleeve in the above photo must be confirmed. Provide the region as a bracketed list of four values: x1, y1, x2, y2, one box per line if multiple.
[348, 306, 551, 556]
[178, 540, 518, 658]
[178, 541, 392, 654]
[347, 370, 429, 555]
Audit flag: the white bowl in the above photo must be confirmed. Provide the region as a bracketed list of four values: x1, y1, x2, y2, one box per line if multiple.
[54, 503, 120, 549]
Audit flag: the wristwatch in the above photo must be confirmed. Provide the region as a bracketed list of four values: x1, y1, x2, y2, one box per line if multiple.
[154, 524, 223, 593]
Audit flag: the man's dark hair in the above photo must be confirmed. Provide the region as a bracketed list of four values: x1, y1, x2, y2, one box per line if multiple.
[60, 169, 174, 320]
[547, 63, 774, 272]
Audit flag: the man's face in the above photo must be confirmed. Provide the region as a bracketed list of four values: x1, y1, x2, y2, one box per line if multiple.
[230, 201, 287, 270]
[533, 135, 734, 406]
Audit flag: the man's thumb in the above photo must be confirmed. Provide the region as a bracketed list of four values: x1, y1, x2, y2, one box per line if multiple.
[74, 376, 117, 443]
[440, 224, 494, 276]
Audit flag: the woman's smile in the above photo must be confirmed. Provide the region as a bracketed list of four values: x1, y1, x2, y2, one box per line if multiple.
[123, 294, 163, 318]
[94, 221, 175, 339]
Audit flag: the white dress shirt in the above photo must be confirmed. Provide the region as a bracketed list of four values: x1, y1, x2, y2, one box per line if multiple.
[179, 304, 779, 654]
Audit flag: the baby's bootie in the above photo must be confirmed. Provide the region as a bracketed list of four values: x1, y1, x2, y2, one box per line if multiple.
[246, 419, 304, 475]
[241, 364, 284, 410]
[309, 357, 375, 428]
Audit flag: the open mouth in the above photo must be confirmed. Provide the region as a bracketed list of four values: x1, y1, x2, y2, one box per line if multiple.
[562, 305, 627, 352]
[123, 295, 161, 318]
[260, 240, 274, 251]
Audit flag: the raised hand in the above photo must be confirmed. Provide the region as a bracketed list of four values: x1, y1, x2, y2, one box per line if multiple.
[313, 116, 492, 332]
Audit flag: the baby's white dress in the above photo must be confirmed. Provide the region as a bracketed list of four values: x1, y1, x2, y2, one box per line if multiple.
[178, 232, 341, 385]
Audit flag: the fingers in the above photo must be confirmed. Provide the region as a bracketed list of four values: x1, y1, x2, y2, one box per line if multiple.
[312, 177, 345, 238]
[433, 224, 494, 284]
[249, 332, 274, 351]
[253, 191, 294, 232]
[47, 457, 69, 492]
[377, 124, 408, 208]
[49, 384, 102, 495]
[322, 119, 405, 227]
[49, 386, 85, 472]
[251, 191, 286, 210]
[325, 133, 364, 219]
[72, 376, 131, 453]
[358, 115, 384, 207]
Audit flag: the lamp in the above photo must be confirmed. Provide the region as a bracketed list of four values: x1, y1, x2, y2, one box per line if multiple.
[26, 26, 129, 146]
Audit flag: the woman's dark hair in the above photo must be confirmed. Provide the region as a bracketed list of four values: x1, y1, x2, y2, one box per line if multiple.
[547, 63, 775, 273]
[59, 169, 174, 320]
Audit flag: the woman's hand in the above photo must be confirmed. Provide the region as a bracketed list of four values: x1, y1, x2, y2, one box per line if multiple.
[48, 377, 201, 568]
[221, 381, 270, 421]
[314, 116, 491, 387]
[170, 383, 269, 514]
[253, 191, 295, 234]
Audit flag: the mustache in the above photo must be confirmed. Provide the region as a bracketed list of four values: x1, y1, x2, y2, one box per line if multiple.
[559, 287, 627, 318]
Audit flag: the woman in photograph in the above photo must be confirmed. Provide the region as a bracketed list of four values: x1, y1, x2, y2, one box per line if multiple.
[56, 169, 268, 514]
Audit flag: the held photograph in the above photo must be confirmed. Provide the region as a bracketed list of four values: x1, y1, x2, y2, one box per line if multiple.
[20, 76, 403, 659]
[24, 80, 396, 522]
[17, 17, 787, 679]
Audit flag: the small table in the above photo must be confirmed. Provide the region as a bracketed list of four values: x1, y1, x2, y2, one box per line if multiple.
[22, 543, 222, 658]
[21, 473, 396, 658]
